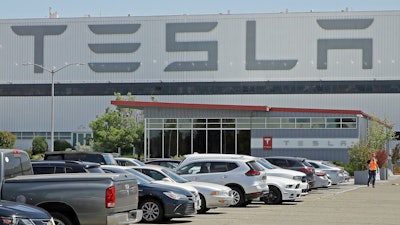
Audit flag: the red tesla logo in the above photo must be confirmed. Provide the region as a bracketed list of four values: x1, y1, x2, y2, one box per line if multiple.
[263, 136, 272, 150]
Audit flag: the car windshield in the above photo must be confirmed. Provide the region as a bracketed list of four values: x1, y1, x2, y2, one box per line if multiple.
[257, 158, 278, 169]
[161, 168, 189, 183]
[103, 154, 118, 165]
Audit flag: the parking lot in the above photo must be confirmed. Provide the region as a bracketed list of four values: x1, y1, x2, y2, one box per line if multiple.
[146, 176, 400, 225]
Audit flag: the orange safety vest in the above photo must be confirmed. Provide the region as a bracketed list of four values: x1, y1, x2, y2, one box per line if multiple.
[369, 159, 378, 171]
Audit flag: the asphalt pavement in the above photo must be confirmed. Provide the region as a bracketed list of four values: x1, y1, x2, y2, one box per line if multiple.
[149, 175, 400, 225]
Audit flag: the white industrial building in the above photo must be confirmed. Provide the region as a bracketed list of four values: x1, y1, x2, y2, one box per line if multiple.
[1, 10, 399, 162]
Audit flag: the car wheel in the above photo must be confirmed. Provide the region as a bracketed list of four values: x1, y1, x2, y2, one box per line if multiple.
[50, 212, 74, 225]
[140, 199, 164, 222]
[229, 186, 245, 207]
[197, 194, 210, 214]
[265, 186, 282, 205]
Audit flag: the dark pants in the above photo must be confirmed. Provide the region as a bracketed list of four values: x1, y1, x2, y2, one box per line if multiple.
[367, 170, 377, 186]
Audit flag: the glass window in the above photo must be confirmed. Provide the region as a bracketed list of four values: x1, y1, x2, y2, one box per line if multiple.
[222, 130, 235, 154]
[149, 130, 162, 158]
[178, 130, 192, 156]
[164, 130, 177, 158]
[208, 130, 221, 153]
[193, 130, 206, 153]
[296, 118, 311, 128]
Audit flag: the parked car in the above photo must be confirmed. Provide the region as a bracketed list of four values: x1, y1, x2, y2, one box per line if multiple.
[307, 159, 345, 185]
[115, 157, 146, 166]
[101, 165, 197, 223]
[260, 175, 302, 204]
[265, 156, 316, 188]
[44, 151, 118, 165]
[313, 168, 331, 188]
[131, 165, 234, 213]
[0, 200, 55, 225]
[31, 160, 105, 174]
[254, 157, 309, 195]
[145, 159, 182, 169]
[175, 153, 269, 207]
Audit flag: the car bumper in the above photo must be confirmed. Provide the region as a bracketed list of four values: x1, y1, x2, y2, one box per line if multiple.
[164, 199, 197, 219]
[281, 188, 302, 201]
[106, 209, 143, 225]
[205, 194, 235, 208]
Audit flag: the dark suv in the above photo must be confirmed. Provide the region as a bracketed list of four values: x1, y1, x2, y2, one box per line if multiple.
[32, 160, 104, 174]
[264, 156, 315, 188]
[44, 151, 118, 165]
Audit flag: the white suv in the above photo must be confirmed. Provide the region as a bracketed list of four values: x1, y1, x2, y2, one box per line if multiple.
[175, 154, 269, 207]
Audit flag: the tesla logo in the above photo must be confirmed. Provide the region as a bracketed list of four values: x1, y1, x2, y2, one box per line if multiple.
[263, 136, 272, 150]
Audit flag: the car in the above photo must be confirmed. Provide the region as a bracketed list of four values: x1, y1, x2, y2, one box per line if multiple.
[264, 156, 316, 188]
[101, 165, 197, 223]
[0, 200, 55, 225]
[31, 160, 105, 174]
[145, 159, 182, 169]
[312, 168, 331, 188]
[115, 157, 146, 166]
[131, 165, 234, 213]
[306, 159, 345, 185]
[260, 175, 302, 204]
[44, 151, 118, 165]
[253, 157, 309, 195]
[175, 153, 269, 207]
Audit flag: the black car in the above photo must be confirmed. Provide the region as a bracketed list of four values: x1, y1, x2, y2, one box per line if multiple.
[0, 200, 55, 225]
[101, 165, 196, 223]
[31, 160, 104, 174]
[264, 156, 316, 188]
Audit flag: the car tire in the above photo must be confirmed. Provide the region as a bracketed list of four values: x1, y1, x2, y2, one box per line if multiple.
[140, 199, 164, 222]
[50, 212, 74, 225]
[264, 186, 282, 205]
[229, 186, 245, 207]
[197, 194, 210, 214]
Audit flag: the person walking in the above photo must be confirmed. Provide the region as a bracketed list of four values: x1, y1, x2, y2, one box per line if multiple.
[366, 153, 378, 188]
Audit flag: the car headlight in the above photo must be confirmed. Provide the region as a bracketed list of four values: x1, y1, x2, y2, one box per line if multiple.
[163, 191, 188, 200]
[285, 184, 296, 189]
[1, 216, 34, 225]
[292, 176, 302, 181]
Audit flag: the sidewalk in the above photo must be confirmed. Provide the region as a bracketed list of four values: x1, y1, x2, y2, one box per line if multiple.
[314, 175, 400, 225]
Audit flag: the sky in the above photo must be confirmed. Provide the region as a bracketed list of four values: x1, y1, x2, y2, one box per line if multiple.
[0, 0, 399, 19]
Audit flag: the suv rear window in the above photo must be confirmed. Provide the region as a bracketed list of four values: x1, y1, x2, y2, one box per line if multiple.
[247, 160, 265, 171]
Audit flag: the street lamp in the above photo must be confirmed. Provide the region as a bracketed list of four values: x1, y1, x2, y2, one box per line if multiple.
[22, 62, 86, 152]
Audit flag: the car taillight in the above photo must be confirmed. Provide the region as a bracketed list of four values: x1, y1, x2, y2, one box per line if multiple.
[299, 168, 312, 173]
[106, 186, 116, 208]
[245, 169, 260, 176]
[316, 172, 325, 176]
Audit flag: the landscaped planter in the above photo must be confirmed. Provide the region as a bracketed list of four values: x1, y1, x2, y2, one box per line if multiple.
[379, 168, 388, 180]
[354, 170, 368, 185]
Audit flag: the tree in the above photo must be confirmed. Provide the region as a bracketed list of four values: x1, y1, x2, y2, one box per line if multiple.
[89, 93, 144, 155]
[54, 140, 73, 151]
[32, 136, 48, 155]
[348, 119, 396, 171]
[0, 131, 16, 148]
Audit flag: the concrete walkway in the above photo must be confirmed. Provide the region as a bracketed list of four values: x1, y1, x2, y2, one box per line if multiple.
[160, 175, 400, 225]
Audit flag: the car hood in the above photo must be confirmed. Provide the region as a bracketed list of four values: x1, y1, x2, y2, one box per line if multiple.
[0, 200, 50, 219]
[187, 181, 232, 192]
[267, 168, 306, 178]
[153, 180, 199, 193]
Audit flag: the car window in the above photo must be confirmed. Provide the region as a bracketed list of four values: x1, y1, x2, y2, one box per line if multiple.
[247, 161, 264, 171]
[269, 158, 287, 167]
[302, 160, 313, 167]
[33, 167, 56, 174]
[287, 159, 301, 167]
[210, 162, 228, 173]
[142, 169, 166, 180]
[308, 162, 320, 168]
[176, 162, 207, 175]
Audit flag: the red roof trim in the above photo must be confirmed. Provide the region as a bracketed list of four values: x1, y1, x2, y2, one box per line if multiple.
[111, 100, 370, 117]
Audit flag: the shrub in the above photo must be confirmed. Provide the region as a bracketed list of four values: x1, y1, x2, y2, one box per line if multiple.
[32, 136, 48, 155]
[54, 140, 73, 151]
[376, 149, 388, 168]
[0, 131, 16, 148]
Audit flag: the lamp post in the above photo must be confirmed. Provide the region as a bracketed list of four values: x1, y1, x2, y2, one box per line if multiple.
[22, 62, 86, 152]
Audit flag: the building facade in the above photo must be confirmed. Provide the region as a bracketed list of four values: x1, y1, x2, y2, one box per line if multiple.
[0, 11, 399, 160]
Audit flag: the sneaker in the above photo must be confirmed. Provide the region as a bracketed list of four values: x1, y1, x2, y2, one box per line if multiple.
[367, 184, 369, 187]
[372, 185, 375, 188]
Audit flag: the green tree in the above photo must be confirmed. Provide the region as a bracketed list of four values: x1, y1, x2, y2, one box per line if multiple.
[32, 136, 48, 155]
[89, 93, 144, 154]
[0, 131, 16, 148]
[348, 119, 396, 171]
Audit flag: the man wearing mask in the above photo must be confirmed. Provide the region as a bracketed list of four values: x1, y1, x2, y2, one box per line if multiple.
[366, 153, 378, 188]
